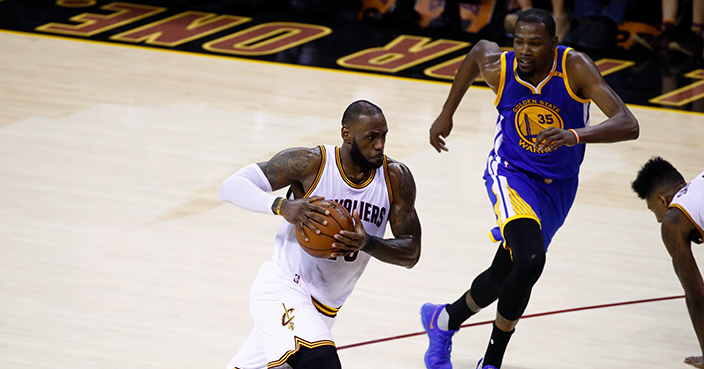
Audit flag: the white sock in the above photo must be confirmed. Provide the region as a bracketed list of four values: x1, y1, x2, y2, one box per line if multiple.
[437, 306, 450, 331]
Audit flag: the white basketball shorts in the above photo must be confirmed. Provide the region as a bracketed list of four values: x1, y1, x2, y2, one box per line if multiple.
[227, 260, 337, 369]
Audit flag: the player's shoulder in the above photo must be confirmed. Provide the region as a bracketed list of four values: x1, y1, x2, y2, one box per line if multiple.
[474, 39, 502, 52]
[385, 157, 416, 192]
[472, 39, 503, 62]
[663, 204, 697, 237]
[562, 48, 602, 95]
[385, 156, 411, 176]
[272, 146, 324, 172]
[564, 48, 596, 71]
[277, 145, 323, 158]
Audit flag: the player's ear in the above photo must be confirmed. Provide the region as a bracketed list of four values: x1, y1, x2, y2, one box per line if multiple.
[657, 194, 669, 207]
[341, 125, 352, 144]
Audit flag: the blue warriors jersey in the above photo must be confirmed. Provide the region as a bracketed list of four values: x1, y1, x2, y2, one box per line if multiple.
[492, 45, 590, 180]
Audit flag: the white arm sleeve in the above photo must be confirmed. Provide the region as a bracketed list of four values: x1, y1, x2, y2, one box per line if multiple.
[219, 163, 278, 215]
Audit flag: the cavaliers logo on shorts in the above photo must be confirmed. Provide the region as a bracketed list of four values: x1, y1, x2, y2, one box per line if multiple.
[281, 303, 295, 331]
[514, 101, 563, 154]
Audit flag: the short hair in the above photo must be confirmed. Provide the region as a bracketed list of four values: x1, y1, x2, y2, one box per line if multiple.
[342, 100, 383, 126]
[632, 157, 685, 199]
[516, 8, 556, 38]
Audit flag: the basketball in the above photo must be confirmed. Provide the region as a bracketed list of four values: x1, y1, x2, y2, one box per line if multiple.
[295, 199, 354, 258]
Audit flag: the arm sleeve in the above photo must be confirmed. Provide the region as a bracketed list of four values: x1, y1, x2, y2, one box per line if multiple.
[219, 163, 278, 215]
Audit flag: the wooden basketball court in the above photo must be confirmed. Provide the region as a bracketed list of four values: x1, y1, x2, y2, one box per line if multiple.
[1, 30, 703, 368]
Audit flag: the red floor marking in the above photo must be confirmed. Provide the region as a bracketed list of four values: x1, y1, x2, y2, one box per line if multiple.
[336, 295, 685, 350]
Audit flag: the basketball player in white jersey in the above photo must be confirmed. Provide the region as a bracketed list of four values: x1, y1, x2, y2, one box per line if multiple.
[633, 157, 704, 368]
[219, 100, 422, 369]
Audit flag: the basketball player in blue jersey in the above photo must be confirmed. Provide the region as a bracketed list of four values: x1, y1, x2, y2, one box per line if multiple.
[632, 158, 704, 368]
[219, 100, 421, 369]
[420, 8, 639, 369]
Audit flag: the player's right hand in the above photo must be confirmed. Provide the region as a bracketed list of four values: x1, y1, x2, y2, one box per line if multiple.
[280, 196, 329, 240]
[331, 209, 367, 258]
[429, 115, 453, 153]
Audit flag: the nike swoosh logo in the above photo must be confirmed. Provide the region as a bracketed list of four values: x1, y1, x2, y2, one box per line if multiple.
[429, 308, 439, 330]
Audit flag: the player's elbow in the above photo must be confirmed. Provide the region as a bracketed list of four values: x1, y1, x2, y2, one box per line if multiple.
[405, 241, 421, 269]
[218, 174, 240, 203]
[218, 181, 230, 203]
[625, 114, 639, 140]
[629, 121, 639, 140]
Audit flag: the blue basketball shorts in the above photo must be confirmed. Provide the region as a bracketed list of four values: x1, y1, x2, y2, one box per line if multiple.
[483, 159, 578, 250]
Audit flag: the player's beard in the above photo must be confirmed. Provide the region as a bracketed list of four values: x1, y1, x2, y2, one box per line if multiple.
[350, 139, 383, 170]
[517, 67, 534, 80]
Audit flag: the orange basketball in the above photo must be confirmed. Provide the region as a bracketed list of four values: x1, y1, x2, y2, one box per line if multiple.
[295, 200, 354, 258]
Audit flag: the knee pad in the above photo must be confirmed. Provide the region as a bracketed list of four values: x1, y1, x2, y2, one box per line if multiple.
[497, 218, 547, 320]
[287, 345, 341, 369]
[470, 245, 513, 308]
[504, 218, 546, 279]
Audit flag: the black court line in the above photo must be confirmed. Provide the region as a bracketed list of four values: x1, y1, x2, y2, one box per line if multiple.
[337, 295, 685, 350]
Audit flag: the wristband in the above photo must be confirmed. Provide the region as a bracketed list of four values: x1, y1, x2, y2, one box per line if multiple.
[362, 235, 378, 253]
[568, 129, 580, 144]
[272, 197, 284, 215]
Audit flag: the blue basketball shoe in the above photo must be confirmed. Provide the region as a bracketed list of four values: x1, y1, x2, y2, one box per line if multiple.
[421, 303, 458, 369]
[476, 358, 498, 369]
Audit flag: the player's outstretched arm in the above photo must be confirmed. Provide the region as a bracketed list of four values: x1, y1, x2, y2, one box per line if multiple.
[662, 208, 704, 365]
[219, 147, 330, 236]
[430, 40, 503, 153]
[364, 160, 421, 268]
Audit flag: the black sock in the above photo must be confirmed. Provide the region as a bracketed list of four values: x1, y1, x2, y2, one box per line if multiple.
[446, 291, 474, 330]
[483, 322, 514, 368]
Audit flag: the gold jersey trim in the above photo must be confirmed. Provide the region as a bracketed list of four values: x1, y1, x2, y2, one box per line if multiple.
[494, 51, 507, 106]
[670, 203, 704, 239]
[488, 230, 501, 243]
[312, 297, 341, 318]
[491, 183, 541, 245]
[500, 214, 541, 236]
[562, 47, 591, 104]
[266, 336, 336, 368]
[513, 48, 557, 95]
[500, 214, 542, 262]
[382, 155, 393, 204]
[303, 145, 326, 198]
[335, 146, 376, 188]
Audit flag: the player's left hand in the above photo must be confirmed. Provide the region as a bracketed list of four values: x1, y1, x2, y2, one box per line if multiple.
[330, 209, 367, 257]
[685, 356, 704, 368]
[534, 127, 579, 152]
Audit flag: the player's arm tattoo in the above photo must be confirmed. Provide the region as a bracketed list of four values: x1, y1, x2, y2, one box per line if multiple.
[365, 161, 421, 268]
[662, 208, 704, 354]
[260, 147, 321, 191]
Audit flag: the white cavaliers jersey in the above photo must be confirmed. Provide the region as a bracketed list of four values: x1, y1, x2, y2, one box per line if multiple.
[670, 170, 704, 244]
[271, 144, 392, 312]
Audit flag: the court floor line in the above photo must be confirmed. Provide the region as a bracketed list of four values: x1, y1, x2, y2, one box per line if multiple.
[336, 295, 685, 350]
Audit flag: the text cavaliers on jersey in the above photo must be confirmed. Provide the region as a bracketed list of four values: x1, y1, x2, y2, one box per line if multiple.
[332, 198, 386, 227]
